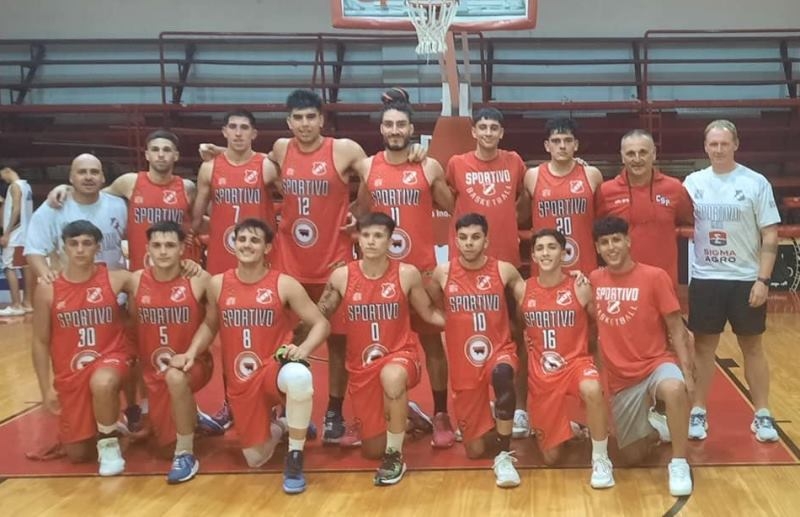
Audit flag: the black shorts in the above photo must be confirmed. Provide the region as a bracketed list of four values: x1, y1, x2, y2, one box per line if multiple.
[688, 279, 766, 336]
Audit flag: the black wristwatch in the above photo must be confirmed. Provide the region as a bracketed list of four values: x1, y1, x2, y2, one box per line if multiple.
[756, 276, 771, 286]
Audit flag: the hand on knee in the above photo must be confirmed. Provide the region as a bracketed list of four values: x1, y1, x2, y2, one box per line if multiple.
[492, 363, 516, 421]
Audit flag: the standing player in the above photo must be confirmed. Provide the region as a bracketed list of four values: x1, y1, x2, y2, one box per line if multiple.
[428, 213, 525, 488]
[357, 98, 457, 447]
[31, 220, 133, 476]
[517, 228, 612, 488]
[129, 221, 217, 484]
[590, 216, 693, 497]
[596, 129, 694, 286]
[0, 166, 34, 315]
[683, 120, 781, 442]
[170, 218, 329, 494]
[315, 212, 446, 485]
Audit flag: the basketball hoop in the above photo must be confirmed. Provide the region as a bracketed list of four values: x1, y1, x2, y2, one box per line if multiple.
[405, 0, 459, 55]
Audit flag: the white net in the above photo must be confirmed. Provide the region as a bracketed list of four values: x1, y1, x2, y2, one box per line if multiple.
[405, 0, 459, 55]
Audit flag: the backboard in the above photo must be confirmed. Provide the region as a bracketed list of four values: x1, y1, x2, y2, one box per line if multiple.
[330, 0, 537, 31]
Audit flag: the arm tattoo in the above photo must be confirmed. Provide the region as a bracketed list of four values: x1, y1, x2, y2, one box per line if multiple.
[317, 282, 342, 318]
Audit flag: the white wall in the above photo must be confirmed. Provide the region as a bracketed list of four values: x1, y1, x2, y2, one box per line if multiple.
[1, 0, 797, 39]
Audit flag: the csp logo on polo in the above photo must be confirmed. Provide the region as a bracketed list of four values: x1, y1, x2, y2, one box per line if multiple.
[709, 231, 727, 246]
[292, 218, 318, 248]
[465, 336, 493, 367]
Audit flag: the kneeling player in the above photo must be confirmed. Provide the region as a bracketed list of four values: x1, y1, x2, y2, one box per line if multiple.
[32, 220, 134, 476]
[171, 218, 329, 494]
[317, 212, 445, 486]
[518, 229, 613, 488]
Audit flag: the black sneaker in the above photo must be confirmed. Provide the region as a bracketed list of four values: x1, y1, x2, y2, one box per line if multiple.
[124, 404, 143, 433]
[374, 449, 406, 486]
[322, 410, 345, 444]
[283, 450, 307, 494]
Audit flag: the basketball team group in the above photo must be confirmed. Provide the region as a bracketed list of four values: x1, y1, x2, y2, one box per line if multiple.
[24, 87, 781, 498]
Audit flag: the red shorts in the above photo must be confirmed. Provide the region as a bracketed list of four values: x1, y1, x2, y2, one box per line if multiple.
[227, 359, 283, 449]
[145, 353, 214, 447]
[527, 357, 600, 451]
[348, 350, 421, 441]
[411, 271, 443, 336]
[53, 353, 132, 444]
[452, 349, 518, 444]
[304, 283, 346, 335]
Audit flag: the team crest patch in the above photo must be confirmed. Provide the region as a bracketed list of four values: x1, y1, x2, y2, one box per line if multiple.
[133, 196, 144, 204]
[311, 161, 327, 176]
[709, 230, 727, 246]
[569, 180, 585, 194]
[402, 170, 418, 185]
[223, 225, 237, 255]
[151, 347, 176, 373]
[170, 286, 187, 303]
[465, 335, 492, 367]
[606, 300, 621, 315]
[362, 343, 389, 367]
[292, 218, 319, 248]
[541, 351, 566, 374]
[476, 275, 492, 291]
[481, 183, 496, 196]
[234, 351, 262, 381]
[162, 190, 178, 205]
[380, 283, 397, 299]
[86, 287, 103, 304]
[388, 229, 411, 259]
[71, 350, 100, 372]
[556, 289, 573, 306]
[562, 237, 579, 267]
[243, 169, 259, 185]
[256, 288, 274, 305]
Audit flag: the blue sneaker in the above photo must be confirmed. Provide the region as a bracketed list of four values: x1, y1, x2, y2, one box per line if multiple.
[196, 408, 226, 436]
[167, 453, 199, 484]
[283, 450, 307, 494]
[306, 422, 318, 441]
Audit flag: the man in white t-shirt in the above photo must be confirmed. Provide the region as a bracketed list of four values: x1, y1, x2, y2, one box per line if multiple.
[25, 154, 127, 282]
[0, 167, 34, 316]
[683, 120, 781, 443]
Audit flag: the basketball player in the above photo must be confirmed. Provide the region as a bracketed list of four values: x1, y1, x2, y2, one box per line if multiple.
[314, 212, 445, 486]
[683, 120, 781, 443]
[517, 228, 613, 488]
[31, 220, 134, 476]
[444, 108, 530, 438]
[428, 213, 525, 488]
[0, 166, 34, 316]
[128, 221, 216, 484]
[170, 218, 329, 494]
[355, 97, 457, 448]
[590, 216, 693, 497]
[596, 129, 694, 286]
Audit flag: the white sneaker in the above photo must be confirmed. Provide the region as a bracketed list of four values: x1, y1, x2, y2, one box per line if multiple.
[688, 409, 708, 441]
[512, 410, 530, 439]
[590, 456, 615, 489]
[0, 306, 25, 317]
[493, 450, 521, 488]
[751, 413, 779, 443]
[647, 407, 671, 442]
[668, 459, 692, 496]
[97, 437, 125, 476]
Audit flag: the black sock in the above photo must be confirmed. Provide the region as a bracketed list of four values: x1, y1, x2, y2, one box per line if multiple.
[327, 396, 344, 415]
[497, 433, 511, 452]
[433, 390, 448, 415]
[98, 431, 120, 440]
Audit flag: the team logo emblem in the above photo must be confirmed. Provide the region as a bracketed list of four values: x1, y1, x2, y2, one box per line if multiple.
[380, 283, 397, 299]
[151, 347, 176, 373]
[140, 295, 151, 305]
[311, 161, 327, 176]
[292, 218, 319, 248]
[476, 275, 492, 291]
[402, 170, 418, 185]
[71, 350, 100, 372]
[225, 297, 237, 306]
[362, 343, 389, 366]
[556, 289, 573, 306]
[256, 288, 273, 305]
[541, 351, 566, 374]
[562, 237, 579, 267]
[234, 351, 262, 381]
[448, 284, 459, 293]
[170, 286, 187, 303]
[86, 287, 103, 304]
[56, 301, 67, 310]
[694, 189, 703, 200]
[133, 196, 144, 204]
[218, 177, 227, 186]
[388, 229, 411, 260]
[374, 178, 383, 187]
[243, 169, 259, 184]
[527, 299, 536, 308]
[481, 183, 496, 197]
[223, 225, 237, 255]
[541, 189, 551, 198]
[569, 180, 585, 194]
[709, 231, 727, 246]
[285, 168, 295, 177]
[162, 190, 178, 205]
[353, 292, 362, 301]
[606, 300, 621, 315]
[734, 189, 745, 202]
[465, 336, 492, 367]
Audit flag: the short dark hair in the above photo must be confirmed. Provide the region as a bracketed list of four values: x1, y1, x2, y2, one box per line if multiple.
[145, 129, 179, 148]
[233, 218, 274, 243]
[381, 101, 414, 123]
[62, 220, 102, 243]
[146, 220, 185, 242]
[545, 117, 578, 138]
[381, 87, 410, 105]
[593, 216, 629, 241]
[531, 228, 566, 249]
[473, 107, 504, 125]
[455, 213, 488, 235]
[223, 109, 256, 128]
[357, 212, 396, 235]
[286, 89, 323, 112]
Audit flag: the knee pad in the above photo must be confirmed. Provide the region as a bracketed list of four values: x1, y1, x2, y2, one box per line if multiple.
[277, 363, 314, 401]
[491, 363, 516, 421]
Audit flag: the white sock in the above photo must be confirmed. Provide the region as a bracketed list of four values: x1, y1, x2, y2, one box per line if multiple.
[670, 457, 688, 465]
[754, 408, 771, 418]
[288, 437, 305, 452]
[386, 430, 405, 453]
[591, 437, 608, 459]
[139, 399, 149, 415]
[97, 422, 117, 435]
[690, 406, 706, 416]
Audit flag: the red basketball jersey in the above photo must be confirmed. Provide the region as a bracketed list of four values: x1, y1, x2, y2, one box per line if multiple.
[443, 257, 514, 390]
[217, 269, 290, 396]
[278, 138, 352, 283]
[521, 276, 591, 387]
[367, 154, 436, 272]
[134, 270, 204, 377]
[50, 266, 128, 381]
[343, 261, 419, 384]
[207, 154, 274, 274]
[531, 163, 597, 273]
[127, 171, 193, 270]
